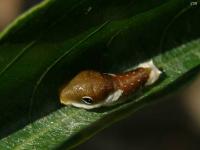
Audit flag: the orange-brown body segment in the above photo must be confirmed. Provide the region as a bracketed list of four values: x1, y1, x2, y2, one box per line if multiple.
[112, 68, 151, 95]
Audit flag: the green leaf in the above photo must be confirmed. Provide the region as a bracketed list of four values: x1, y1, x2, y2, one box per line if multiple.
[0, 0, 199, 149]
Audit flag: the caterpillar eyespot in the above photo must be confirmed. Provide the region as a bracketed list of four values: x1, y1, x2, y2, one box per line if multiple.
[60, 60, 161, 109]
[81, 96, 93, 105]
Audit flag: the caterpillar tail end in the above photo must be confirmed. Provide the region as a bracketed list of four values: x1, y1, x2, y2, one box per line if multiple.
[138, 60, 162, 86]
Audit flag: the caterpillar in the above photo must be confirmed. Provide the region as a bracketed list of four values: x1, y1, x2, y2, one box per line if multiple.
[60, 60, 161, 109]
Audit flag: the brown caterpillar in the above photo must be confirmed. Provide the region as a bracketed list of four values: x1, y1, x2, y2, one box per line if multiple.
[60, 60, 161, 109]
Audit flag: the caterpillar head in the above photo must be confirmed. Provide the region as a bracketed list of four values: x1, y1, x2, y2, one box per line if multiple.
[60, 70, 121, 109]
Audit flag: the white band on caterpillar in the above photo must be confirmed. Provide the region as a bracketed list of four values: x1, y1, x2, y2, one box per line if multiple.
[138, 60, 162, 86]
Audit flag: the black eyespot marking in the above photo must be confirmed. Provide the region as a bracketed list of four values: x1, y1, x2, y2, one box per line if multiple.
[81, 96, 93, 105]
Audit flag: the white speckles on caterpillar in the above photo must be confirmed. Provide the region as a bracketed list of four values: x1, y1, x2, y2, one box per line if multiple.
[59, 60, 161, 109]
